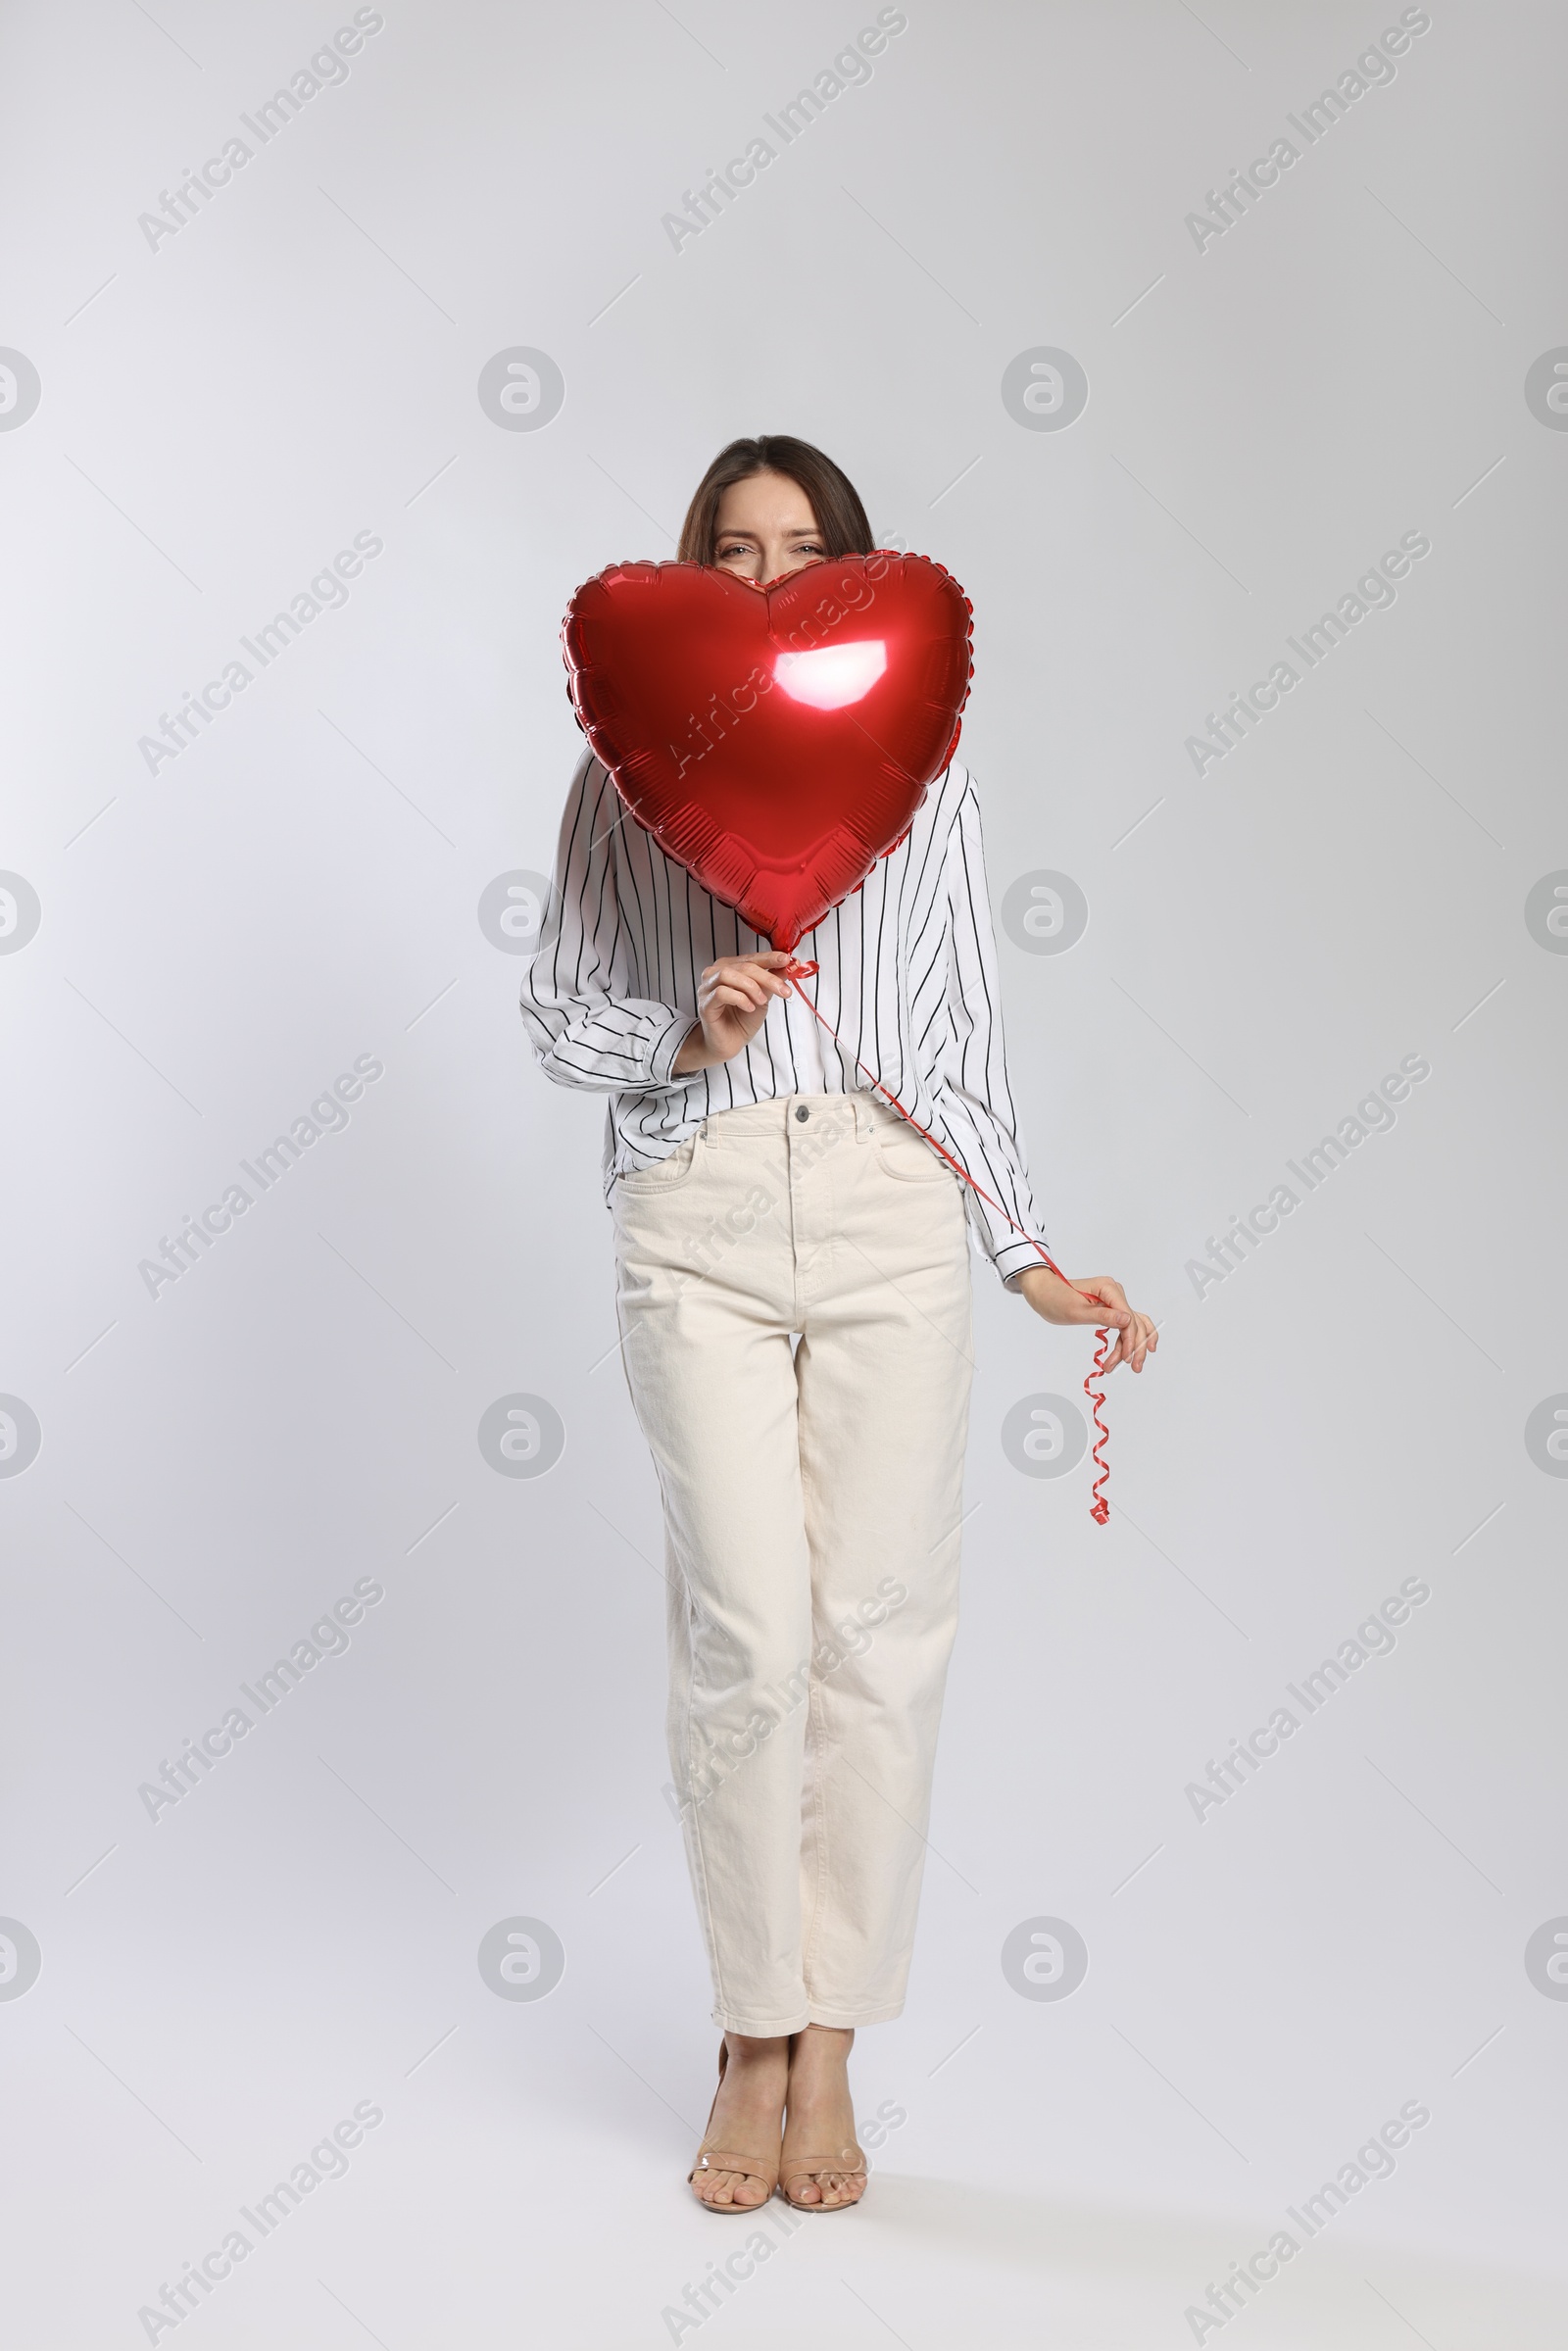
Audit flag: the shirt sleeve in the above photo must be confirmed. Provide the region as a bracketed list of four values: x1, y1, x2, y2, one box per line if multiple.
[936, 777, 1054, 1287]
[518, 753, 695, 1094]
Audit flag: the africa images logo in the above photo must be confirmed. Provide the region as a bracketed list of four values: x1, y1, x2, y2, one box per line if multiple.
[136, 534, 385, 776]
[1184, 534, 1432, 778]
[1182, 10, 1433, 256]
[136, 11, 387, 253]
[660, 10, 908, 252]
[137, 1055, 384, 1298]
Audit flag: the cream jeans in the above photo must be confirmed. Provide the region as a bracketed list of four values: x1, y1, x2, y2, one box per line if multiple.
[612, 1092, 974, 2034]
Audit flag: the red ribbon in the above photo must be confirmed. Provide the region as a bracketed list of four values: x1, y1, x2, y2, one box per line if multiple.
[782, 957, 1110, 1525]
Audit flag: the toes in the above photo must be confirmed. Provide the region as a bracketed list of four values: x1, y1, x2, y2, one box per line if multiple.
[795, 2177, 822, 2203]
[695, 2128, 779, 2207]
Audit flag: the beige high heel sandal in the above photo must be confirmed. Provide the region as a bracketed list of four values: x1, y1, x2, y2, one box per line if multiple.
[686, 2039, 781, 2212]
[779, 2033, 867, 2213]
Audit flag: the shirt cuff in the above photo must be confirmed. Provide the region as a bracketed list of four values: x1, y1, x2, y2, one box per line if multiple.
[995, 1236, 1054, 1288]
[646, 1008, 699, 1090]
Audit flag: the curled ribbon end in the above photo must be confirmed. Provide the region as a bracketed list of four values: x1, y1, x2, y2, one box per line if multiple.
[1086, 1325, 1112, 1529]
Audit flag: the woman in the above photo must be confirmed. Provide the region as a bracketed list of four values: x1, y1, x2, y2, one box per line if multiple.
[520, 436, 1156, 2213]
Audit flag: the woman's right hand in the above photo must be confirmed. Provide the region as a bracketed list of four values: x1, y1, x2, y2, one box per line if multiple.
[672, 952, 795, 1075]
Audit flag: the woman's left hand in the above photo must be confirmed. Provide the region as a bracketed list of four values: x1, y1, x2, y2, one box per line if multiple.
[1013, 1267, 1159, 1374]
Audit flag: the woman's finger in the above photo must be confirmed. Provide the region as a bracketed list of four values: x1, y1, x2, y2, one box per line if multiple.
[707, 977, 769, 1013]
[713, 963, 787, 1003]
[1107, 1311, 1146, 1371]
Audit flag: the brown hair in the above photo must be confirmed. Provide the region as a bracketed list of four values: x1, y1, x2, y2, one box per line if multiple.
[676, 436, 874, 565]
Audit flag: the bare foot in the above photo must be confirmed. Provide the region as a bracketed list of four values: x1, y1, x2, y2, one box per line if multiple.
[781, 2026, 866, 2208]
[690, 2033, 788, 2210]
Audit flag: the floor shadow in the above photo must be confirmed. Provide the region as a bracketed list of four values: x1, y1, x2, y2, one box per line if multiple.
[854, 2173, 1564, 2321]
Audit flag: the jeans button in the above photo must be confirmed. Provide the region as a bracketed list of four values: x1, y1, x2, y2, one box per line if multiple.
[795, 1104, 809, 1121]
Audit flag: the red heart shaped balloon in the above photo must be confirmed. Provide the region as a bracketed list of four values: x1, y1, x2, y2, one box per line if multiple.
[562, 553, 973, 950]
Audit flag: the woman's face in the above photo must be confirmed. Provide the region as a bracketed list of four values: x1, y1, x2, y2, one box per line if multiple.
[711, 470, 825, 585]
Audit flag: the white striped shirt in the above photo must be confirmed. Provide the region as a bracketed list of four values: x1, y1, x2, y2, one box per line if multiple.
[519, 750, 1052, 1283]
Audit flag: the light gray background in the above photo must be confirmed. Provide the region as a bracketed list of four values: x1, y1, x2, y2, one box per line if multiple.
[3, 1, 1564, 2344]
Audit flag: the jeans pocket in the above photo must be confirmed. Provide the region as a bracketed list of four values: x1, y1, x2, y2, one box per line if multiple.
[617, 1130, 704, 1194]
[876, 1132, 955, 1185]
